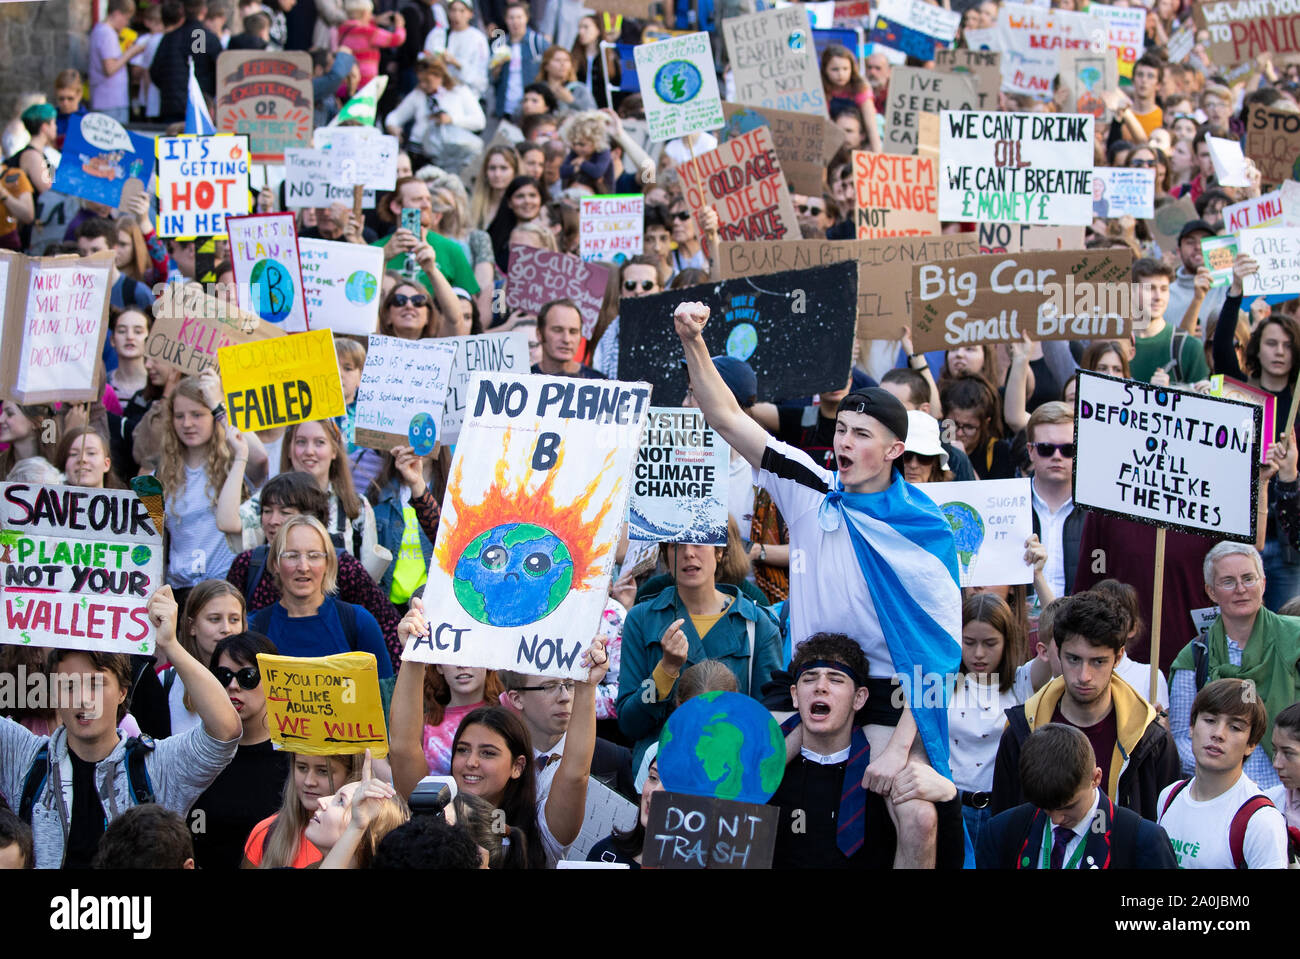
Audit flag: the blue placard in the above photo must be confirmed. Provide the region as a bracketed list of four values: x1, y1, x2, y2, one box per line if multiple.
[868, 16, 941, 61]
[52, 114, 155, 208]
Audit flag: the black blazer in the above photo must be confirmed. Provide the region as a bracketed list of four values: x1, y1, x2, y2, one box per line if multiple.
[976, 793, 1177, 869]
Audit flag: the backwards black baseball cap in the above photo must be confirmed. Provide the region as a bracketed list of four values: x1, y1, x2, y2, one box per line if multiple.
[836, 387, 909, 442]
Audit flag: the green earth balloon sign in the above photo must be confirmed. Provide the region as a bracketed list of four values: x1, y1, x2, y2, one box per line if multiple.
[658, 691, 786, 804]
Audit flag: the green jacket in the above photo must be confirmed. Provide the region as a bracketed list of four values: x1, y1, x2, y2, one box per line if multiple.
[373, 229, 479, 296]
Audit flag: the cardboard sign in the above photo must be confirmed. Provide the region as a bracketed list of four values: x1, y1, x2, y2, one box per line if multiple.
[225, 212, 309, 333]
[1222, 189, 1288, 232]
[1195, 0, 1300, 69]
[629, 408, 729, 545]
[642, 791, 779, 870]
[353, 334, 459, 452]
[1239, 228, 1300, 296]
[284, 148, 377, 209]
[1246, 107, 1300, 186]
[619, 262, 858, 404]
[1058, 50, 1119, 125]
[1208, 136, 1253, 189]
[0, 252, 112, 405]
[939, 111, 1095, 226]
[1146, 195, 1199, 256]
[441, 330, 532, 445]
[677, 125, 800, 248]
[156, 134, 251, 238]
[1090, 3, 1144, 79]
[994, 2, 1104, 99]
[1210, 375, 1276, 464]
[311, 127, 399, 192]
[977, 223, 1085, 254]
[713, 235, 979, 342]
[298, 238, 384, 336]
[1074, 371, 1260, 542]
[721, 103, 846, 197]
[51, 113, 154, 209]
[870, 0, 960, 60]
[634, 32, 724, 142]
[580, 194, 644, 264]
[215, 50, 314, 164]
[915, 478, 1032, 588]
[1167, 21, 1196, 63]
[0, 483, 163, 654]
[146, 281, 285, 376]
[1093, 167, 1155, 219]
[910, 248, 1135, 351]
[505, 245, 610, 339]
[853, 151, 938, 238]
[934, 48, 1002, 111]
[882, 66, 978, 156]
[723, 7, 828, 116]
[1201, 236, 1239, 288]
[258, 652, 388, 757]
[620, 538, 660, 579]
[404, 372, 650, 679]
[217, 328, 345, 432]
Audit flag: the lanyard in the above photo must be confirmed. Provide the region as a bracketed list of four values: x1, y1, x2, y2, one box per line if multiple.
[1039, 820, 1088, 870]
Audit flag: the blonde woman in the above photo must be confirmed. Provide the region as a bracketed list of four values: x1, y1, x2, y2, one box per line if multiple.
[558, 110, 613, 193]
[539, 45, 596, 115]
[243, 752, 364, 868]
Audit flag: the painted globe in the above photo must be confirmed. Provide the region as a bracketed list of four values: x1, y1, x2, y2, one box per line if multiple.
[725, 322, 758, 362]
[345, 269, 378, 304]
[249, 259, 294, 323]
[653, 59, 703, 105]
[658, 690, 786, 803]
[453, 523, 573, 627]
[408, 412, 437, 455]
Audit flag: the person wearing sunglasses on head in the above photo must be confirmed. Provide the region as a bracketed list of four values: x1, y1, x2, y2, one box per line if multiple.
[189, 631, 290, 870]
[590, 255, 662, 378]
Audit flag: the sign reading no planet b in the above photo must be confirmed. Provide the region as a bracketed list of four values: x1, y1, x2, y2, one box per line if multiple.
[226, 212, 310, 333]
[629, 408, 729, 545]
[405, 373, 650, 679]
[0, 483, 164, 654]
[157, 134, 251, 238]
[1073, 371, 1261, 543]
[217, 328, 345, 432]
[258, 652, 388, 757]
[635, 32, 724, 142]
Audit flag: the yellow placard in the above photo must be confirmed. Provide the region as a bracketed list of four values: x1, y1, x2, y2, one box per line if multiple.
[258, 651, 388, 758]
[217, 328, 345, 432]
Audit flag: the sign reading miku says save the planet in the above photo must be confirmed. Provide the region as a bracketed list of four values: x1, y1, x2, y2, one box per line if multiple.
[298, 238, 384, 336]
[217, 328, 345, 432]
[1073, 371, 1261, 543]
[226, 212, 309, 333]
[634, 32, 724, 142]
[915, 478, 1031, 588]
[0, 483, 163, 655]
[629, 408, 730, 546]
[258, 651, 388, 758]
[353, 333, 458, 453]
[405, 373, 651, 680]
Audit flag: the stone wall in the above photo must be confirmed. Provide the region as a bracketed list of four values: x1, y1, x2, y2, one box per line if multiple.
[0, 0, 94, 125]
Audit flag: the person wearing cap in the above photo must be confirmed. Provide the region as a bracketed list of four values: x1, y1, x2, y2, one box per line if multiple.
[674, 300, 964, 868]
[1129, 256, 1210, 387]
[1165, 218, 1227, 341]
[900, 410, 952, 485]
[423, 0, 491, 102]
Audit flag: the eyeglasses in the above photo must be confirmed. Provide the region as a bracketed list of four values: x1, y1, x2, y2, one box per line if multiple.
[671, 211, 691, 222]
[514, 680, 576, 696]
[1214, 573, 1260, 591]
[280, 550, 328, 566]
[796, 203, 824, 216]
[623, 279, 657, 292]
[213, 665, 260, 690]
[391, 293, 429, 308]
[952, 421, 980, 436]
[1129, 158, 1157, 168]
[1032, 442, 1076, 458]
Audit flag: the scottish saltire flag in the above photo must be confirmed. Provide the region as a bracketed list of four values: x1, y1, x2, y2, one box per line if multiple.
[331, 75, 387, 127]
[185, 61, 215, 135]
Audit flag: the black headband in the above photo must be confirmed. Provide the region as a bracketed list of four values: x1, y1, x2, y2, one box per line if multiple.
[793, 658, 863, 687]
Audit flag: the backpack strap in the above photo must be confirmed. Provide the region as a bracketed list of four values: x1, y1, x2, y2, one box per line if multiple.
[251, 604, 274, 634]
[1160, 777, 1192, 820]
[160, 666, 177, 700]
[246, 545, 271, 604]
[1170, 331, 1188, 383]
[18, 743, 51, 824]
[123, 735, 157, 806]
[1192, 640, 1209, 691]
[745, 618, 755, 695]
[335, 598, 359, 650]
[1228, 794, 1276, 869]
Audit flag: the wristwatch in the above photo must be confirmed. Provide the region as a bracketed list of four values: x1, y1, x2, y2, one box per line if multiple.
[759, 544, 767, 563]
[210, 402, 226, 421]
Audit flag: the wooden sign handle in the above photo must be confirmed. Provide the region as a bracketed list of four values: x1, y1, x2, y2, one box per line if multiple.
[352, 184, 364, 222]
[1148, 526, 1166, 705]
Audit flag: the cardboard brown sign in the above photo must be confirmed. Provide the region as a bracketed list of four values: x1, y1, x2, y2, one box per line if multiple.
[883, 66, 978, 156]
[678, 125, 800, 250]
[852, 151, 939, 238]
[1195, 1, 1300, 69]
[216, 51, 314, 164]
[1246, 106, 1300, 186]
[146, 281, 285, 377]
[1145, 195, 1199, 256]
[721, 103, 846, 197]
[723, 6, 827, 116]
[977, 223, 1086, 254]
[934, 48, 1001, 111]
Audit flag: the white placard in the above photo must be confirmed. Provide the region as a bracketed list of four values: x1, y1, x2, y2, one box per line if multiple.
[634, 32, 724, 142]
[565, 778, 639, 862]
[284, 148, 377, 209]
[156, 134, 251, 238]
[225, 212, 310, 333]
[915, 478, 1032, 588]
[14, 256, 112, 399]
[628, 408, 730, 545]
[1207, 136, 1252, 188]
[353, 334, 459, 449]
[1221, 189, 1289, 233]
[1239, 228, 1300, 296]
[878, 0, 961, 43]
[440, 329, 532, 445]
[311, 127, 399, 191]
[1092, 167, 1155, 219]
[298, 238, 384, 336]
[580, 194, 645, 263]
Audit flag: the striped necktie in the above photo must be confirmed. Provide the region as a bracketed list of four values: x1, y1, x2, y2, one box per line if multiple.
[836, 727, 871, 857]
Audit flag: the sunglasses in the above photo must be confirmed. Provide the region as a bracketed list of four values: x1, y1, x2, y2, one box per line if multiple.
[903, 451, 937, 463]
[796, 203, 824, 215]
[624, 279, 657, 292]
[213, 665, 260, 690]
[391, 293, 429, 307]
[1032, 442, 1076, 458]
[1129, 158, 1157, 168]
[671, 211, 691, 222]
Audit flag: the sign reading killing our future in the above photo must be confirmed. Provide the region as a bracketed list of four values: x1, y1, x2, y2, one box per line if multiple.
[939, 111, 1095, 225]
[916, 478, 1032, 588]
[406, 373, 651, 679]
[258, 651, 388, 757]
[1073, 371, 1261, 542]
[225, 212, 309, 333]
[156, 134, 251, 238]
[217, 328, 345, 432]
[353, 334, 459, 453]
[620, 262, 858, 405]
[0, 483, 164, 654]
[215, 50, 314, 164]
[634, 32, 724, 142]
[629, 408, 729, 546]
[146, 281, 285, 376]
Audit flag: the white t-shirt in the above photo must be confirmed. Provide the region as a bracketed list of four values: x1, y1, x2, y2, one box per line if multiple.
[534, 732, 575, 867]
[163, 668, 202, 738]
[948, 674, 1022, 793]
[505, 43, 525, 115]
[729, 453, 756, 538]
[1157, 773, 1289, 869]
[165, 465, 237, 587]
[1114, 655, 1169, 709]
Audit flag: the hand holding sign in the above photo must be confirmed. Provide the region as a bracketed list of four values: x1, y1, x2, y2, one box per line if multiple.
[146, 586, 180, 656]
[582, 636, 610, 685]
[398, 594, 429, 649]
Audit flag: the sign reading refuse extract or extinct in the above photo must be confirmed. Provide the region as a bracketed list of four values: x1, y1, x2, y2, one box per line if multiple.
[0, 483, 164, 654]
[215, 50, 314, 164]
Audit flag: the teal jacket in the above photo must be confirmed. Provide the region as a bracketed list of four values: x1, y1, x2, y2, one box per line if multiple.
[616, 584, 783, 771]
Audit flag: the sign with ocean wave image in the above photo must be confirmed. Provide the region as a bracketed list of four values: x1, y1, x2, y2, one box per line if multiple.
[628, 408, 730, 546]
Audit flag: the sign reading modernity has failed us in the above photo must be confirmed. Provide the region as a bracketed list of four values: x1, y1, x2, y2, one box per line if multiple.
[217, 328, 345, 432]
[1073, 371, 1261, 543]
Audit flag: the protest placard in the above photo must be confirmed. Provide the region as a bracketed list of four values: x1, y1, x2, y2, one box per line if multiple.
[51, 113, 154, 209]
[677, 125, 800, 248]
[833, 0, 874, 28]
[939, 111, 1095, 226]
[1208, 136, 1252, 188]
[405, 372, 650, 679]
[1223, 190, 1288, 232]
[882, 66, 978, 155]
[1093, 167, 1155, 219]
[311, 127, 399, 192]
[298, 238, 384, 336]
[258, 652, 388, 757]
[156, 134, 250, 238]
[353, 334, 458, 452]
[1090, 3, 1144, 78]
[1201, 235, 1239, 287]
[620, 262, 858, 403]
[620, 538, 661, 579]
[1058, 50, 1119, 125]
[721, 103, 845, 197]
[1194, 0, 1300, 69]
[629, 408, 729, 545]
[0, 483, 163, 654]
[1074, 371, 1260, 542]
[441, 329, 531, 445]
[642, 791, 780, 869]
[1246, 106, 1300, 186]
[225, 212, 309, 333]
[934, 48, 1001, 110]
[723, 7, 827, 116]
[853, 151, 938, 238]
[217, 328, 345, 432]
[713, 235, 979, 342]
[566, 778, 640, 863]
[976, 223, 1084, 254]
[215, 50, 313, 164]
[870, 0, 960, 60]
[0, 251, 112, 405]
[284, 148, 377, 209]
[580, 194, 644, 263]
[1210, 375, 1275, 464]
[146, 281, 285, 376]
[634, 32, 723, 142]
[1145, 195, 1199, 255]
[1167, 20, 1196, 62]
[995, 2, 1104, 99]
[915, 478, 1032, 588]
[505, 245, 610, 338]
[1239, 228, 1300, 296]
[910, 248, 1135, 351]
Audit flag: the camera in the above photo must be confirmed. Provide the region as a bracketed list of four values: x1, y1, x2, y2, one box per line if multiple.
[409, 775, 457, 820]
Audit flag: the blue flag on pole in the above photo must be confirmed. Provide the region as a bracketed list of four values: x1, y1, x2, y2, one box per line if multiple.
[185, 61, 215, 135]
